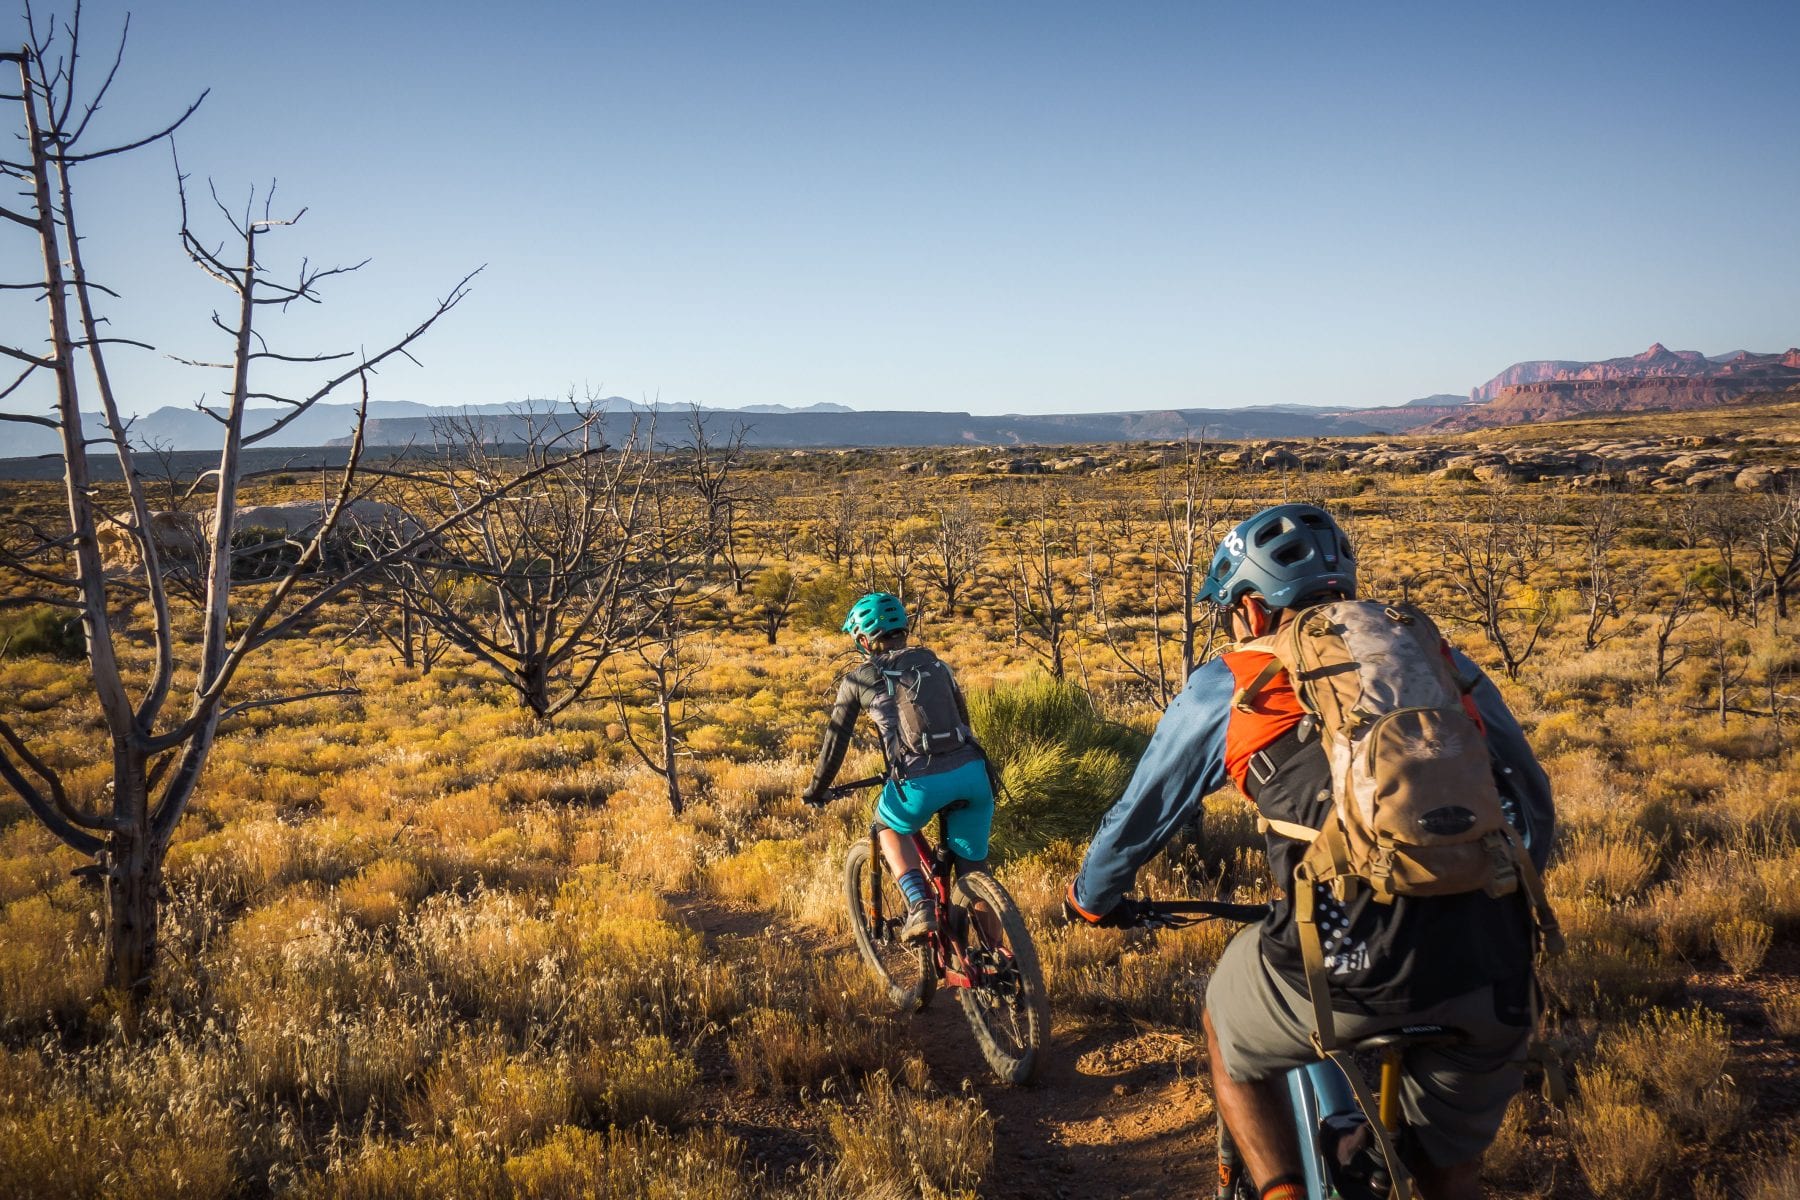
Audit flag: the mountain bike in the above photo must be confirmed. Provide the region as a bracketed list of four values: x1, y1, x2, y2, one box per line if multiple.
[1120, 897, 1452, 1200]
[818, 775, 1049, 1085]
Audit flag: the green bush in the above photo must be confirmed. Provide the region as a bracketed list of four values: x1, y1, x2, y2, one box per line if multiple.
[967, 675, 1147, 860]
[0, 606, 84, 660]
[794, 569, 858, 632]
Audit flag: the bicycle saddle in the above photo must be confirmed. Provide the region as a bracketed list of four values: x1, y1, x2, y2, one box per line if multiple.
[1343, 1024, 1464, 1053]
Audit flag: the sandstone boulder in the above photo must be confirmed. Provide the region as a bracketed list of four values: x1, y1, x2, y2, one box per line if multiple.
[97, 510, 205, 571]
[1735, 467, 1785, 492]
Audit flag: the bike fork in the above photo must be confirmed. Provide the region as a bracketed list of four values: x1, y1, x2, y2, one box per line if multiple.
[868, 823, 885, 934]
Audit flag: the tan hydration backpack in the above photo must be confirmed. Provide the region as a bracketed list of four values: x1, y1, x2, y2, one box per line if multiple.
[1234, 600, 1562, 1200]
[1232, 600, 1562, 1041]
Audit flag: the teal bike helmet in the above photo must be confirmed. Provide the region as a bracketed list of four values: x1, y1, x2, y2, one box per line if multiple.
[842, 592, 908, 640]
[1197, 503, 1355, 610]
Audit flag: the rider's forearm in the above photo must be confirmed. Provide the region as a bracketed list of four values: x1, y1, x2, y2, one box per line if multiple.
[1073, 659, 1233, 914]
[805, 687, 861, 795]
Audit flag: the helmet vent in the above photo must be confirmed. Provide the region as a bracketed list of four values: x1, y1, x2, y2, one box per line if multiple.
[1272, 543, 1312, 566]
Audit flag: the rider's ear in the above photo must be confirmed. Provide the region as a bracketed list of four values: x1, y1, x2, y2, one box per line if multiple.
[1243, 597, 1270, 638]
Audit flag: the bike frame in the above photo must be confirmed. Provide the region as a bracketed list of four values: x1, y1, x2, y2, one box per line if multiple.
[866, 818, 1001, 991]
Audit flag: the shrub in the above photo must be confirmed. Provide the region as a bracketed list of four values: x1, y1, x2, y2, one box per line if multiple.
[1548, 829, 1658, 903]
[1567, 1098, 1675, 1199]
[504, 1125, 755, 1200]
[1742, 1142, 1800, 1200]
[1764, 985, 1800, 1037]
[822, 1070, 994, 1200]
[966, 674, 1146, 860]
[569, 1035, 698, 1128]
[0, 606, 84, 660]
[0, 893, 103, 1029]
[1594, 1005, 1742, 1138]
[794, 569, 859, 631]
[1714, 916, 1773, 975]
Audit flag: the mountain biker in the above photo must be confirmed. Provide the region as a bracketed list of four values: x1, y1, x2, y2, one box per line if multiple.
[1063, 503, 1556, 1200]
[801, 593, 996, 944]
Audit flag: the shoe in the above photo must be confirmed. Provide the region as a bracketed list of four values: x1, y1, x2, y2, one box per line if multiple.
[900, 901, 938, 943]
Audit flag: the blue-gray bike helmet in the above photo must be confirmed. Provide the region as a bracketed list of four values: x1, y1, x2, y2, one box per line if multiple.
[1197, 503, 1355, 610]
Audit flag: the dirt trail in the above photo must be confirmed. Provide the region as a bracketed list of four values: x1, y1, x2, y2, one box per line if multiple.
[675, 895, 1223, 1198]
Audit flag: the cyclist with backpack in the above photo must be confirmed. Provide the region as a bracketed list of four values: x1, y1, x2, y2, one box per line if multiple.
[802, 592, 996, 944]
[1063, 503, 1558, 1200]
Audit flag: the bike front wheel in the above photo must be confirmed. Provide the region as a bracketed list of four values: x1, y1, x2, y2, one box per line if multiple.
[844, 838, 935, 1012]
[952, 869, 1049, 1084]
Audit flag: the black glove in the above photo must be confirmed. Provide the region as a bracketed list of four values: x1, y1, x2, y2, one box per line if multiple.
[1062, 885, 1145, 929]
[800, 786, 828, 808]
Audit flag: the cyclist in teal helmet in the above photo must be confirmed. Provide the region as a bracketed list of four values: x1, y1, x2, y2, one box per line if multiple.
[803, 593, 996, 943]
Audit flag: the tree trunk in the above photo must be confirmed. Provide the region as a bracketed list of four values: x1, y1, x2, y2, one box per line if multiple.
[519, 659, 551, 720]
[660, 692, 682, 814]
[104, 825, 161, 999]
[400, 602, 417, 670]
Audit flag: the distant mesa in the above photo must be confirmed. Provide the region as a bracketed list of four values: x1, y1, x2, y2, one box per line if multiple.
[729, 402, 855, 415]
[1436, 343, 1800, 432]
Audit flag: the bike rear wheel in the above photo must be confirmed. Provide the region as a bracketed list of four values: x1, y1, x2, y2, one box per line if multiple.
[952, 869, 1049, 1084]
[844, 838, 935, 1012]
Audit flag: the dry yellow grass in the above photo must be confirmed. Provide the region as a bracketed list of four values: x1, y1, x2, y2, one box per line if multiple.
[4, 450, 1800, 1195]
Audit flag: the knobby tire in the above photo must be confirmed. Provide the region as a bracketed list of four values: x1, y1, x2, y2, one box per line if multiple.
[843, 838, 935, 1012]
[952, 869, 1049, 1085]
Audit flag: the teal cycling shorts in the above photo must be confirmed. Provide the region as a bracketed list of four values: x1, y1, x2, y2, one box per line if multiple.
[876, 757, 995, 862]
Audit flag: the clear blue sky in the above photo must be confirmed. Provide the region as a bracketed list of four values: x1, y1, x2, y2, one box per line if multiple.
[8, 0, 1799, 424]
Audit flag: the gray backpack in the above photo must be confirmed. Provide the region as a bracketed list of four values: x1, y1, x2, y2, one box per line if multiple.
[878, 648, 973, 762]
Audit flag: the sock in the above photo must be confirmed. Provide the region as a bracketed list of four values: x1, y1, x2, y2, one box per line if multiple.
[1258, 1177, 1306, 1200]
[896, 868, 932, 907]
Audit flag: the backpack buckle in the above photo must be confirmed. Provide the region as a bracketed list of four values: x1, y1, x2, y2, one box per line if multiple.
[1369, 834, 1397, 903]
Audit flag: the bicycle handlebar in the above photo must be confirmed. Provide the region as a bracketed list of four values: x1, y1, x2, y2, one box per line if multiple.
[1140, 898, 1272, 925]
[1108, 896, 1272, 930]
[802, 775, 887, 806]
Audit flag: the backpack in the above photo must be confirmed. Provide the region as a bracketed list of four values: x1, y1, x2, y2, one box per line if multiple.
[1235, 600, 1562, 1200]
[876, 648, 973, 764]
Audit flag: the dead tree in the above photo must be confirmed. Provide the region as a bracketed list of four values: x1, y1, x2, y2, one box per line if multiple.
[373, 404, 656, 722]
[681, 407, 749, 592]
[1152, 440, 1224, 683]
[1430, 496, 1555, 680]
[1090, 447, 1229, 706]
[1697, 496, 1753, 621]
[609, 483, 709, 813]
[0, 13, 487, 998]
[1649, 578, 1699, 688]
[1575, 496, 1636, 650]
[997, 487, 1080, 680]
[750, 565, 799, 645]
[1752, 484, 1800, 624]
[922, 498, 986, 616]
[876, 515, 930, 607]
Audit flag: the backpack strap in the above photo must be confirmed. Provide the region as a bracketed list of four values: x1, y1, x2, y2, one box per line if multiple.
[1257, 816, 1321, 843]
[1240, 716, 1317, 803]
[1501, 824, 1565, 956]
[1230, 655, 1286, 712]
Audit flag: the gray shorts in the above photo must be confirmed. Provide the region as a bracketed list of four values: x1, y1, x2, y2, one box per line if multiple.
[1204, 926, 1531, 1167]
